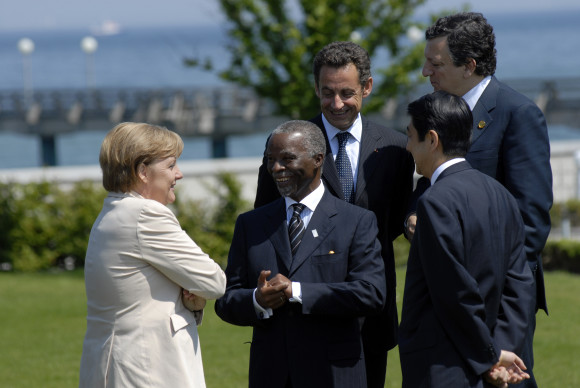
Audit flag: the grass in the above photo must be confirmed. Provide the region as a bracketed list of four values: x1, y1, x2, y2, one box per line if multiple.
[0, 269, 578, 387]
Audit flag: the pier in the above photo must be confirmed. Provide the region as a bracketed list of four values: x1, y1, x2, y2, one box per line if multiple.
[1, 77, 579, 166]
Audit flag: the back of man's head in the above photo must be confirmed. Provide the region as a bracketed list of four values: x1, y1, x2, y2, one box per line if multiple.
[407, 91, 472, 157]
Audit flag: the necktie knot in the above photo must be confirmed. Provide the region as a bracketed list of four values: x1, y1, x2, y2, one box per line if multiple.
[291, 203, 305, 217]
[336, 131, 350, 146]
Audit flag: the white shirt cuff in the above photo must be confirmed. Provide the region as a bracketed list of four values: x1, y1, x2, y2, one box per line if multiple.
[289, 282, 302, 304]
[253, 288, 273, 319]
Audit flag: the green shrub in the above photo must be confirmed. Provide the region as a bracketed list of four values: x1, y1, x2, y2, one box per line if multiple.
[173, 172, 251, 268]
[550, 199, 580, 228]
[0, 183, 17, 265]
[543, 239, 580, 273]
[6, 178, 578, 274]
[0, 181, 107, 271]
[0, 174, 249, 272]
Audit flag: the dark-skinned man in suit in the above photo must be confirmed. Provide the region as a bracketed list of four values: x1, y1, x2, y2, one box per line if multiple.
[216, 120, 386, 387]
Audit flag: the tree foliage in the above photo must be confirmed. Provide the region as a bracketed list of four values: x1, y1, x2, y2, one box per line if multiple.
[195, 0, 428, 119]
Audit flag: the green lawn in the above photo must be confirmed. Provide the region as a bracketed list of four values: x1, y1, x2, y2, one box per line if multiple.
[0, 269, 578, 387]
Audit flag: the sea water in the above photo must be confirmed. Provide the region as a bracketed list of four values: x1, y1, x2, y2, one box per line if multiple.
[0, 9, 579, 168]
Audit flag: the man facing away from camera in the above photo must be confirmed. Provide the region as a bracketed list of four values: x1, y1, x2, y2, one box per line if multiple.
[400, 91, 534, 388]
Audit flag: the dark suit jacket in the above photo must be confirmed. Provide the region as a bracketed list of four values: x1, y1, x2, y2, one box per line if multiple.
[399, 162, 534, 388]
[254, 114, 415, 349]
[215, 189, 386, 388]
[411, 77, 552, 312]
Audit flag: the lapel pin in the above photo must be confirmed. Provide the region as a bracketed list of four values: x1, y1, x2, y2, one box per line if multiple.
[329, 250, 335, 254]
[374, 149, 378, 153]
[477, 120, 486, 129]
[312, 229, 318, 238]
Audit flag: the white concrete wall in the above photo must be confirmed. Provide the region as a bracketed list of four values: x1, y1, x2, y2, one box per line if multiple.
[1, 140, 579, 205]
[0, 157, 263, 206]
[551, 141, 580, 203]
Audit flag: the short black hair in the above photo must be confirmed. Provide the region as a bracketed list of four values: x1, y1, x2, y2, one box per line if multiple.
[407, 91, 472, 157]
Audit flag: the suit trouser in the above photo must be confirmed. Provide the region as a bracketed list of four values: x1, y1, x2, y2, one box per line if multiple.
[511, 270, 539, 388]
[361, 294, 397, 388]
[363, 346, 388, 388]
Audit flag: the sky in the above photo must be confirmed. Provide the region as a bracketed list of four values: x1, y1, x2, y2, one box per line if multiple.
[1, 0, 579, 32]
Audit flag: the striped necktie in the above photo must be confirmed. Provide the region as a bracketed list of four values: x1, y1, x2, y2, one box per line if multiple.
[335, 131, 354, 203]
[289, 203, 306, 256]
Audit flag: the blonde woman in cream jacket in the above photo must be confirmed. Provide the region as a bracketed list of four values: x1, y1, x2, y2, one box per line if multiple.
[79, 122, 226, 388]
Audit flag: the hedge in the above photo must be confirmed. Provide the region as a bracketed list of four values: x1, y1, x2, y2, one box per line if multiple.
[0, 177, 578, 274]
[0, 173, 249, 272]
[543, 239, 580, 273]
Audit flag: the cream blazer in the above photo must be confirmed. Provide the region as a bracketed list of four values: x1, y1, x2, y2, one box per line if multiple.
[79, 192, 226, 388]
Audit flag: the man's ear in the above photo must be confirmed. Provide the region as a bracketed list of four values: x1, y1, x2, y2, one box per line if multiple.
[362, 77, 373, 98]
[428, 129, 440, 151]
[314, 83, 321, 99]
[314, 153, 324, 168]
[464, 58, 476, 78]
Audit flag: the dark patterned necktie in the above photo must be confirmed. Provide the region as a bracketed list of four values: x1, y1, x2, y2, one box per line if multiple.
[289, 203, 306, 256]
[335, 131, 354, 203]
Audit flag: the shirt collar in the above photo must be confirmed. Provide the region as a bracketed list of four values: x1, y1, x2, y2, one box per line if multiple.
[321, 113, 363, 143]
[285, 181, 325, 212]
[462, 76, 492, 111]
[431, 158, 466, 185]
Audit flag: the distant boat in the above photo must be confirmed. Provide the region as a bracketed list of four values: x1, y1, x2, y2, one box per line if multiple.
[91, 20, 121, 36]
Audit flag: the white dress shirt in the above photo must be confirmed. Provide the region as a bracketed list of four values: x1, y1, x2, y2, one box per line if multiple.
[431, 158, 466, 185]
[322, 113, 362, 190]
[253, 182, 325, 319]
[463, 75, 492, 111]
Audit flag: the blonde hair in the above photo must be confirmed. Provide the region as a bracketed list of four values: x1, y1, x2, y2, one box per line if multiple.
[99, 122, 184, 192]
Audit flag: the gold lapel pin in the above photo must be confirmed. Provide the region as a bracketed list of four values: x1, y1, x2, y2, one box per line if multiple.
[329, 250, 335, 254]
[478, 120, 486, 129]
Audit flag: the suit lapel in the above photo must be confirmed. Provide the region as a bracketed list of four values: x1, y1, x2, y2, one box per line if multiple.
[265, 199, 293, 272]
[312, 114, 344, 199]
[471, 76, 498, 145]
[289, 191, 337, 276]
[355, 117, 381, 203]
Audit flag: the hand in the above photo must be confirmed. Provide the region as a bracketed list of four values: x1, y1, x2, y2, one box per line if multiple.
[182, 289, 206, 311]
[268, 273, 293, 300]
[484, 350, 530, 387]
[405, 214, 417, 240]
[255, 270, 290, 310]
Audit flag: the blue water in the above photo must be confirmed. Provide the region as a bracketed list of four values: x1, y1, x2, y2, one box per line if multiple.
[1, 10, 579, 169]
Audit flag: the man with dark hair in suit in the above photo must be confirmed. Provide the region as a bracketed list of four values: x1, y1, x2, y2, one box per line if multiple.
[405, 13, 553, 387]
[400, 90, 534, 388]
[216, 120, 386, 387]
[254, 41, 414, 388]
